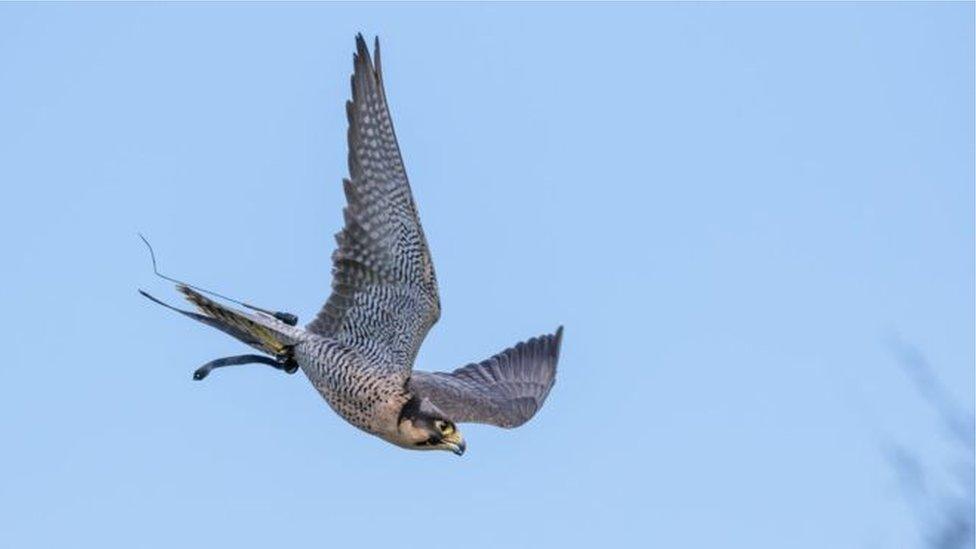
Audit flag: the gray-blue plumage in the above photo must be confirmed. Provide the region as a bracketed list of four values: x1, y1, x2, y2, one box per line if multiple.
[145, 35, 562, 455]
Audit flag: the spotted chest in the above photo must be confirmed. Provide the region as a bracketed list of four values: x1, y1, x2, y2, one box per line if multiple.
[294, 336, 409, 436]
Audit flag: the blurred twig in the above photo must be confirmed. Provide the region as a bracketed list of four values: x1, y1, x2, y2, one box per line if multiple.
[884, 339, 974, 549]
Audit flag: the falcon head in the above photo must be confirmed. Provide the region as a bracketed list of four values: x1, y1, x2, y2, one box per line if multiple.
[397, 396, 466, 456]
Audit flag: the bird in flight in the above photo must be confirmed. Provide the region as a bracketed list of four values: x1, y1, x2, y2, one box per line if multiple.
[141, 35, 562, 456]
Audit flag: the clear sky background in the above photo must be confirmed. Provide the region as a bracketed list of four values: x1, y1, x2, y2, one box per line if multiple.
[0, 3, 972, 548]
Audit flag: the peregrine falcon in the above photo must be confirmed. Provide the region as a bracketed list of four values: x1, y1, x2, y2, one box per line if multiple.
[141, 35, 562, 456]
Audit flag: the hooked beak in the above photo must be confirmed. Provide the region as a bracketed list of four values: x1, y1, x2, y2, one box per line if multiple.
[449, 440, 466, 456]
[443, 432, 466, 456]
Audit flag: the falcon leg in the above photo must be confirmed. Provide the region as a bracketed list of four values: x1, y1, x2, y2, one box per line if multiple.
[193, 354, 299, 380]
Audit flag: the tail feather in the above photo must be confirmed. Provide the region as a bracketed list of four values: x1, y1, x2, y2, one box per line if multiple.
[141, 285, 300, 356]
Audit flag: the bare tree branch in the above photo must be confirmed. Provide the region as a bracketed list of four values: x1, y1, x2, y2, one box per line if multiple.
[883, 339, 974, 549]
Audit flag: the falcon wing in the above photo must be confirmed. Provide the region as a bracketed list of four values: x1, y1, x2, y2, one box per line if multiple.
[307, 35, 440, 371]
[407, 327, 562, 428]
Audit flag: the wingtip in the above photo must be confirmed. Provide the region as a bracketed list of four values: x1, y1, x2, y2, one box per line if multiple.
[353, 33, 381, 71]
[551, 326, 564, 366]
[354, 33, 370, 60]
[373, 36, 382, 73]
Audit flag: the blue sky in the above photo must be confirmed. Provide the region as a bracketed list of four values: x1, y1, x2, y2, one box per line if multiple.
[0, 3, 972, 548]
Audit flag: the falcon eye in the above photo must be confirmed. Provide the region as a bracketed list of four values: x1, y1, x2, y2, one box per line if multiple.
[435, 420, 453, 434]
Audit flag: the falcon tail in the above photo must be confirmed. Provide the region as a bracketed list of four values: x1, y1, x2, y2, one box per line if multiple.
[140, 285, 298, 357]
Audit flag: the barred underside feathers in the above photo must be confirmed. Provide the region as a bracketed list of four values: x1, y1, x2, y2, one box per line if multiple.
[307, 34, 439, 371]
[178, 285, 295, 356]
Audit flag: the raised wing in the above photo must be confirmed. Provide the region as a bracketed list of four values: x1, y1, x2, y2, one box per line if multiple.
[408, 327, 563, 428]
[307, 35, 440, 370]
